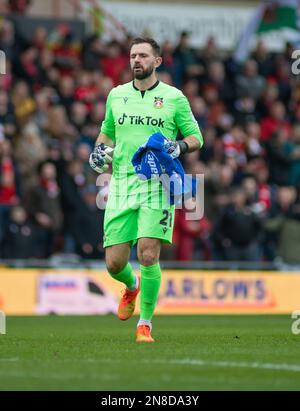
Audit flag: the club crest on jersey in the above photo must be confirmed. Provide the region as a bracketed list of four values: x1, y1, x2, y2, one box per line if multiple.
[154, 97, 163, 108]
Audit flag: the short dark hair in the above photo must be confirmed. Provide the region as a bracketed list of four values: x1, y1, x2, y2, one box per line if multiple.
[130, 37, 161, 57]
[37, 160, 55, 176]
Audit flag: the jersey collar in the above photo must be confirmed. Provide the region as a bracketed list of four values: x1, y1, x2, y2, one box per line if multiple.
[132, 79, 160, 92]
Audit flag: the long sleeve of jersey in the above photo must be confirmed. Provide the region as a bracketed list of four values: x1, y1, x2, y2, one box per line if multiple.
[100, 91, 116, 143]
[175, 92, 204, 147]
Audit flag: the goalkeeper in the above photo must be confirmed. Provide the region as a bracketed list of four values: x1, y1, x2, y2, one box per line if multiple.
[89, 37, 203, 342]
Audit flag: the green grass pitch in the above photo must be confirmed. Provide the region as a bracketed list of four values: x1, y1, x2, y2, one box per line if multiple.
[0, 315, 299, 390]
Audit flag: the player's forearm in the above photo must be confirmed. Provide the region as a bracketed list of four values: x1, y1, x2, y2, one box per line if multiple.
[182, 136, 201, 153]
[95, 133, 115, 148]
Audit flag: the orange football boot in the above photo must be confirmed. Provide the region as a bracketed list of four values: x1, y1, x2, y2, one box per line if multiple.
[136, 325, 155, 342]
[118, 277, 140, 321]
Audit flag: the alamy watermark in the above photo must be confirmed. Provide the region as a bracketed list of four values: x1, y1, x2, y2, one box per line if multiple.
[291, 310, 300, 335]
[95, 169, 204, 221]
[0, 311, 6, 334]
[0, 50, 6, 75]
[291, 50, 300, 75]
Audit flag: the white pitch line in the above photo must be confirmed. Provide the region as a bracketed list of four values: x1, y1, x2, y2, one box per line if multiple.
[0, 357, 299, 374]
[0, 358, 19, 362]
[0, 370, 119, 381]
[148, 359, 300, 373]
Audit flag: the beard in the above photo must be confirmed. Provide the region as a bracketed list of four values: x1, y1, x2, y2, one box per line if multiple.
[132, 65, 154, 80]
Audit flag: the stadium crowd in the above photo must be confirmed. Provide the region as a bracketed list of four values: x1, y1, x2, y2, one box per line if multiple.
[1, 13, 300, 264]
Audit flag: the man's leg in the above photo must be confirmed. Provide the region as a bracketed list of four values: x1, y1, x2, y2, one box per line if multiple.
[136, 237, 162, 342]
[105, 242, 132, 280]
[105, 242, 140, 320]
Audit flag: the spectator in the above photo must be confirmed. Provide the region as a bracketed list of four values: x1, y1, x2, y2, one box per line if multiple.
[265, 129, 291, 186]
[11, 80, 36, 126]
[70, 101, 88, 133]
[251, 40, 273, 77]
[286, 124, 300, 187]
[57, 76, 75, 115]
[89, 101, 105, 126]
[77, 185, 104, 259]
[15, 122, 47, 194]
[0, 19, 17, 62]
[242, 168, 273, 216]
[174, 201, 212, 261]
[203, 84, 226, 127]
[0, 89, 16, 139]
[100, 41, 128, 86]
[173, 31, 203, 86]
[222, 124, 247, 168]
[182, 78, 199, 102]
[256, 81, 279, 119]
[235, 59, 266, 100]
[242, 175, 266, 214]
[270, 55, 291, 105]
[75, 142, 94, 184]
[58, 159, 87, 252]
[213, 187, 262, 261]
[157, 40, 175, 81]
[44, 105, 76, 142]
[264, 186, 300, 263]
[232, 95, 258, 126]
[190, 96, 207, 130]
[260, 100, 291, 142]
[31, 26, 47, 51]
[32, 88, 51, 131]
[82, 34, 105, 70]
[48, 24, 81, 76]
[28, 161, 63, 257]
[205, 60, 233, 104]
[245, 121, 264, 159]
[58, 160, 103, 258]
[204, 163, 234, 223]
[74, 70, 98, 111]
[196, 126, 215, 164]
[199, 36, 218, 67]
[36, 49, 56, 87]
[14, 46, 40, 86]
[0, 137, 20, 242]
[255, 161, 273, 211]
[1, 205, 36, 258]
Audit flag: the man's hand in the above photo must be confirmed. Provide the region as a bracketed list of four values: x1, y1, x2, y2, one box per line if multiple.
[164, 139, 188, 159]
[89, 143, 114, 173]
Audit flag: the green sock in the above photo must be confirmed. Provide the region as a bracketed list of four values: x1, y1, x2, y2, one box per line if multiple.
[108, 263, 136, 290]
[140, 262, 162, 321]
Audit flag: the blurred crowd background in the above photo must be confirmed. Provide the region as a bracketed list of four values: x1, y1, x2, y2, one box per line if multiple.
[1, 1, 300, 265]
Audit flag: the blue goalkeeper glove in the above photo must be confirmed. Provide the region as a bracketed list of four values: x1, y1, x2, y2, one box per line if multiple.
[89, 143, 114, 173]
[163, 140, 189, 159]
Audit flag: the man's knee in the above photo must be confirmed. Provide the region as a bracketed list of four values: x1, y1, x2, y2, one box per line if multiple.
[105, 244, 130, 274]
[138, 248, 159, 266]
[106, 258, 127, 274]
[138, 239, 161, 266]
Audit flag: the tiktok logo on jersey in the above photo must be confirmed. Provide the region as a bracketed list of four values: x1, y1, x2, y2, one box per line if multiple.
[118, 113, 165, 127]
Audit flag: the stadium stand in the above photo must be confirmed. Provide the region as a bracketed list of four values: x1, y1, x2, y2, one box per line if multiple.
[1, 7, 300, 265]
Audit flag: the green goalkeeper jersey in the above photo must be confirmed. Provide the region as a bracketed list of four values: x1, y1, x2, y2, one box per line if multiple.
[100, 80, 203, 195]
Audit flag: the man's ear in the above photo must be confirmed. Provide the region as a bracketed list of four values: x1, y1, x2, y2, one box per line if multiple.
[155, 56, 162, 68]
